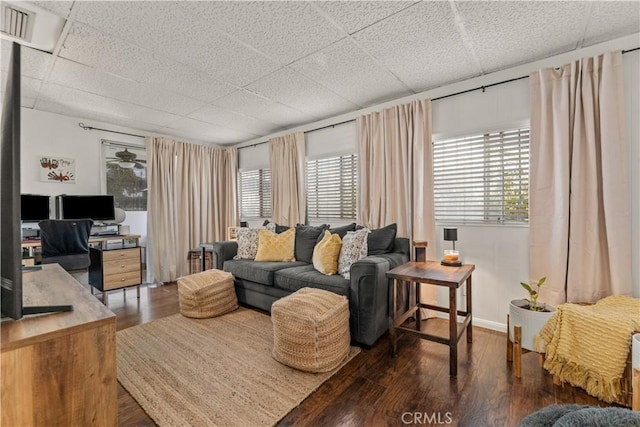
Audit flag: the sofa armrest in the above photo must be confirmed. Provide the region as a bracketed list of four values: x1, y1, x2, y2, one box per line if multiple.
[206, 241, 238, 270]
[349, 251, 409, 346]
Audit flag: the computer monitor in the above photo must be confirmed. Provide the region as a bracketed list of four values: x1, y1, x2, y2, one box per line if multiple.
[56, 195, 116, 222]
[21, 194, 50, 222]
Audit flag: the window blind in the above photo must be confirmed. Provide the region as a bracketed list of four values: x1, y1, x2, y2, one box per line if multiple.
[239, 168, 272, 219]
[307, 154, 357, 221]
[433, 128, 529, 223]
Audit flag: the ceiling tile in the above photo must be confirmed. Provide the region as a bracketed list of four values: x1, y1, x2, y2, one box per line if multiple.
[353, 2, 482, 92]
[59, 23, 236, 103]
[246, 68, 358, 118]
[212, 90, 316, 127]
[188, 105, 279, 135]
[38, 83, 180, 127]
[49, 59, 205, 116]
[583, 2, 640, 47]
[291, 37, 413, 107]
[1, 42, 52, 79]
[72, 1, 280, 87]
[181, 1, 345, 65]
[314, 1, 418, 35]
[28, 1, 74, 18]
[160, 117, 258, 145]
[456, 1, 590, 72]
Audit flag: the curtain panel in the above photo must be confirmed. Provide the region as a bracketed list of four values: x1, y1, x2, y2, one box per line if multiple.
[269, 132, 306, 226]
[530, 50, 630, 305]
[357, 99, 437, 312]
[146, 136, 238, 283]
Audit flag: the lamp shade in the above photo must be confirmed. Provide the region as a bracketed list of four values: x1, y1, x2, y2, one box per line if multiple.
[443, 228, 458, 241]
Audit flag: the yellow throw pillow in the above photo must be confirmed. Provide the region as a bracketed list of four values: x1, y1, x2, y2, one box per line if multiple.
[312, 230, 343, 275]
[255, 228, 296, 262]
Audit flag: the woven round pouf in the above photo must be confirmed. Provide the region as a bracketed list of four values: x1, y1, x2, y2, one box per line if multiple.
[271, 287, 350, 373]
[177, 269, 237, 318]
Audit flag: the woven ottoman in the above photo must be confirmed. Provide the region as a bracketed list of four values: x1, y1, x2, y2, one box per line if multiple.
[271, 287, 350, 373]
[177, 269, 237, 318]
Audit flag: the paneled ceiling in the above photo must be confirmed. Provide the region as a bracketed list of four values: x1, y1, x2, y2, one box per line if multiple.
[1, 1, 639, 146]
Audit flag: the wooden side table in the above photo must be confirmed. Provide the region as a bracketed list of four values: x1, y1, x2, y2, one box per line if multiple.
[386, 261, 475, 377]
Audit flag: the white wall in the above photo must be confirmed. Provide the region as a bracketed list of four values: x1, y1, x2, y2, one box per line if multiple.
[20, 108, 148, 245]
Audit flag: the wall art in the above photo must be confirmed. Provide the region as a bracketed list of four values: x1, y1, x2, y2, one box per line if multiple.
[39, 155, 76, 183]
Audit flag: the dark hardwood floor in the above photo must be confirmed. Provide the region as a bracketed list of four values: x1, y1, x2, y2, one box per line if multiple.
[108, 283, 616, 427]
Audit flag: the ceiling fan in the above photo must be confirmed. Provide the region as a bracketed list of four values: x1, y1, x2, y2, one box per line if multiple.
[107, 148, 146, 169]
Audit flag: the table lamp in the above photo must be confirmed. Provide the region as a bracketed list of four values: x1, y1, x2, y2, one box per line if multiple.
[441, 228, 461, 267]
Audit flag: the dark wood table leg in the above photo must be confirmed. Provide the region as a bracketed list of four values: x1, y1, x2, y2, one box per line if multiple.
[449, 285, 458, 377]
[466, 275, 473, 343]
[389, 278, 397, 357]
[415, 280, 422, 331]
[201, 246, 206, 272]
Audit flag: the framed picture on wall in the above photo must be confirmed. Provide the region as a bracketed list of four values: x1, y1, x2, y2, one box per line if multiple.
[39, 155, 75, 183]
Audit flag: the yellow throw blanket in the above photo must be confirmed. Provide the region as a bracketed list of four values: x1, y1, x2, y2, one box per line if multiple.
[536, 295, 640, 403]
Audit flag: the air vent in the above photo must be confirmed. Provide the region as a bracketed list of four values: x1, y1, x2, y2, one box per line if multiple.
[1, 4, 33, 42]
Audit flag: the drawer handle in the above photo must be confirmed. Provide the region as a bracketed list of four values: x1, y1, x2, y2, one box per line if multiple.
[121, 278, 125, 281]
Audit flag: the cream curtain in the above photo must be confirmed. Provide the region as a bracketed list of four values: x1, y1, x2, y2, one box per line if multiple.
[357, 99, 437, 310]
[269, 132, 306, 226]
[530, 50, 630, 305]
[146, 137, 238, 283]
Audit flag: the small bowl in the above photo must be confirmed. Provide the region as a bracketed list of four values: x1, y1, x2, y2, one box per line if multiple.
[443, 250, 459, 263]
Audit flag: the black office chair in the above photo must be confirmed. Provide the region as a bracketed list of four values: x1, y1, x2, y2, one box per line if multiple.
[38, 219, 93, 270]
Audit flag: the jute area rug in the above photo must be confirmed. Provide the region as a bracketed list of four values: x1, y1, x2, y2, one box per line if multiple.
[117, 308, 360, 427]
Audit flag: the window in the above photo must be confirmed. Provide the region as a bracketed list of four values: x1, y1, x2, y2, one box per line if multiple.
[433, 128, 529, 223]
[103, 142, 147, 211]
[239, 168, 272, 219]
[307, 154, 358, 221]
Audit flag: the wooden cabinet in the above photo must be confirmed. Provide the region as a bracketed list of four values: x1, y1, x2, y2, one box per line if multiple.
[89, 246, 142, 303]
[1, 264, 117, 426]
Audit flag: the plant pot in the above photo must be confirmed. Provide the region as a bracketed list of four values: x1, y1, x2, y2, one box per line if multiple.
[509, 299, 556, 352]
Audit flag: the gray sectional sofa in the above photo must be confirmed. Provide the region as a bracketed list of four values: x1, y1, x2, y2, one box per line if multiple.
[207, 236, 410, 347]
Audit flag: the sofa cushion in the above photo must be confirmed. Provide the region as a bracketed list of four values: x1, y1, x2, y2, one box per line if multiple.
[274, 265, 350, 296]
[338, 228, 369, 279]
[223, 259, 307, 286]
[263, 220, 290, 234]
[312, 230, 342, 275]
[234, 228, 261, 259]
[295, 224, 329, 264]
[255, 228, 296, 262]
[366, 223, 397, 255]
[315, 223, 356, 244]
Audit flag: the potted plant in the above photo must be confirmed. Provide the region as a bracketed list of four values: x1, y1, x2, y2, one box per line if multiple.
[509, 277, 556, 352]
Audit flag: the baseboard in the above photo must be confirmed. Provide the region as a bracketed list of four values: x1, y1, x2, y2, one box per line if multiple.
[432, 312, 506, 333]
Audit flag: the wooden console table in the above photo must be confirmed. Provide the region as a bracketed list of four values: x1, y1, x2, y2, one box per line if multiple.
[1, 264, 117, 426]
[386, 261, 475, 377]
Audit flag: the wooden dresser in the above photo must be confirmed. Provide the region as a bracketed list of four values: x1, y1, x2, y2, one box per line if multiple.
[1, 264, 117, 426]
[89, 246, 142, 303]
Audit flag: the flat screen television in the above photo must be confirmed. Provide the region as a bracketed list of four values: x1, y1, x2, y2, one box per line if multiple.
[21, 194, 51, 222]
[56, 195, 116, 222]
[1, 43, 72, 320]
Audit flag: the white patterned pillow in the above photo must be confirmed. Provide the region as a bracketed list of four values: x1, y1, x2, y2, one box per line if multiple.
[338, 228, 369, 279]
[234, 228, 261, 259]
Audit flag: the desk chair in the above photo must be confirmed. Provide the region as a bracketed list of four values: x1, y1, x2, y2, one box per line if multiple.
[38, 219, 93, 271]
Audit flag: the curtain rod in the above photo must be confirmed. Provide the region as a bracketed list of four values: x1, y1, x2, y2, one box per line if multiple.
[79, 46, 638, 151]
[78, 122, 145, 138]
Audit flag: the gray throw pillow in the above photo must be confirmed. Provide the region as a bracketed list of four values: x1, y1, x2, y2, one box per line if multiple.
[366, 223, 397, 255]
[316, 223, 356, 244]
[295, 224, 328, 264]
[263, 220, 290, 234]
